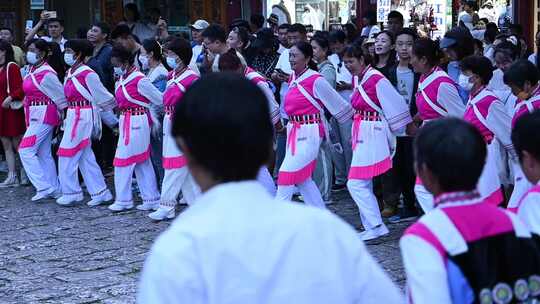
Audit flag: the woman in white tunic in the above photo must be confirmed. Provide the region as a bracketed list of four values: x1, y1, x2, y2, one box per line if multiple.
[108, 45, 162, 212]
[149, 37, 201, 221]
[275, 42, 353, 208]
[56, 39, 117, 206]
[343, 44, 413, 241]
[19, 39, 67, 201]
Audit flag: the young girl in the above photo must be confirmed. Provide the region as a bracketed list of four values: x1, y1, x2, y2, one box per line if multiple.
[0, 40, 26, 187]
[148, 37, 200, 221]
[19, 39, 67, 201]
[276, 41, 353, 209]
[218, 48, 281, 196]
[56, 39, 116, 206]
[109, 44, 162, 212]
[410, 38, 465, 212]
[343, 44, 412, 241]
[459, 55, 512, 206]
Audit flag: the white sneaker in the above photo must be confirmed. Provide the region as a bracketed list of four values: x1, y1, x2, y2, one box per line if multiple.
[136, 201, 159, 211]
[0, 173, 18, 188]
[87, 190, 113, 207]
[148, 207, 175, 221]
[56, 193, 84, 206]
[31, 188, 58, 202]
[359, 224, 389, 241]
[108, 201, 134, 212]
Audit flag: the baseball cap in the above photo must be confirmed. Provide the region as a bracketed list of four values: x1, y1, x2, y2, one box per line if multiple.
[267, 13, 279, 25]
[190, 19, 209, 30]
[440, 26, 473, 49]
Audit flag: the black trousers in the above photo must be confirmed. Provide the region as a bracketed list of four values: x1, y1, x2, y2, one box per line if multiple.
[382, 136, 417, 209]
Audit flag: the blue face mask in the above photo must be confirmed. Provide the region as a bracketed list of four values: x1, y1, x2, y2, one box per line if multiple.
[64, 53, 76, 66]
[114, 67, 125, 77]
[166, 56, 178, 69]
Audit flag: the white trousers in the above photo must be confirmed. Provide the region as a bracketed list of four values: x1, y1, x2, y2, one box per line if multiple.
[347, 179, 383, 230]
[276, 178, 325, 209]
[19, 124, 59, 193]
[114, 158, 160, 205]
[414, 184, 434, 212]
[257, 166, 276, 196]
[58, 145, 108, 199]
[160, 167, 200, 207]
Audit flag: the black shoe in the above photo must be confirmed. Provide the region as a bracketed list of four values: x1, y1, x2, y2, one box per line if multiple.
[331, 183, 346, 192]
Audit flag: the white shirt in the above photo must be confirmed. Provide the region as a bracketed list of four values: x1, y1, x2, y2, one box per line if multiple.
[517, 182, 540, 235]
[488, 68, 518, 115]
[41, 36, 67, 52]
[529, 53, 537, 66]
[138, 181, 403, 304]
[329, 53, 353, 101]
[146, 64, 169, 83]
[275, 49, 292, 118]
[190, 44, 203, 69]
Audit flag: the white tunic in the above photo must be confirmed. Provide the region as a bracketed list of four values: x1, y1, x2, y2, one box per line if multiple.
[138, 181, 402, 304]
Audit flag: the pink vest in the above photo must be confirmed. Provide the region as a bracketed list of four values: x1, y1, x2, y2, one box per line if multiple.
[64, 68, 93, 102]
[416, 67, 456, 120]
[463, 88, 497, 144]
[245, 66, 266, 86]
[22, 64, 60, 126]
[512, 87, 540, 128]
[509, 184, 540, 213]
[284, 72, 323, 116]
[115, 71, 149, 109]
[351, 67, 383, 112]
[163, 69, 199, 107]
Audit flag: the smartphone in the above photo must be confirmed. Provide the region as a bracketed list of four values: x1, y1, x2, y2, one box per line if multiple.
[25, 20, 33, 30]
[47, 11, 57, 18]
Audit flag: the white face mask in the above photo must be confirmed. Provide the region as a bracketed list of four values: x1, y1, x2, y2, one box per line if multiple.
[64, 53, 76, 66]
[114, 67, 125, 77]
[26, 51, 39, 65]
[458, 74, 473, 91]
[166, 56, 178, 69]
[139, 55, 149, 70]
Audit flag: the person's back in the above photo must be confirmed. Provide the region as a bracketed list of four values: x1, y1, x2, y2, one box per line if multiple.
[137, 73, 402, 304]
[511, 111, 540, 235]
[401, 118, 540, 303]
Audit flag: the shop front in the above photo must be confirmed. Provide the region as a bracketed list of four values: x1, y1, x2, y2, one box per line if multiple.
[266, 0, 357, 30]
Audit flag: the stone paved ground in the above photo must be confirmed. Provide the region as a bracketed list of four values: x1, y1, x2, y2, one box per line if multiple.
[0, 179, 411, 304]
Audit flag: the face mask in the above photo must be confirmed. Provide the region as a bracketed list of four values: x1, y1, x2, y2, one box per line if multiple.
[64, 53, 76, 66]
[26, 51, 39, 65]
[114, 67, 125, 77]
[458, 74, 473, 91]
[139, 55, 149, 70]
[166, 56, 177, 69]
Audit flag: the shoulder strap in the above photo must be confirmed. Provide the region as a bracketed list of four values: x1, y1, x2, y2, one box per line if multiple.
[419, 77, 449, 116]
[167, 69, 197, 93]
[67, 66, 95, 103]
[357, 72, 383, 114]
[5, 62, 14, 95]
[120, 73, 149, 108]
[470, 89, 492, 131]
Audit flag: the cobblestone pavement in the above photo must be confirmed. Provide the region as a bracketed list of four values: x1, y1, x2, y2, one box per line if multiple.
[0, 179, 411, 303]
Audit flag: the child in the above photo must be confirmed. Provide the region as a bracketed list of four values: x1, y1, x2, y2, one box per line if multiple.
[510, 111, 540, 234]
[401, 118, 540, 303]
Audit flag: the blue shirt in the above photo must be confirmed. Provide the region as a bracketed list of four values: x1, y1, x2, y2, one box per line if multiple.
[447, 61, 469, 105]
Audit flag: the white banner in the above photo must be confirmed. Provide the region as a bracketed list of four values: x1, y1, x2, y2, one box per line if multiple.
[377, 0, 391, 22]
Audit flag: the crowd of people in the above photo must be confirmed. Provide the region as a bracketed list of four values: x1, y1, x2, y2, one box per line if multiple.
[2, 1, 540, 302]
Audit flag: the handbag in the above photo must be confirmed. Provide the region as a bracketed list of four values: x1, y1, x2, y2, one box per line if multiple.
[5, 62, 23, 110]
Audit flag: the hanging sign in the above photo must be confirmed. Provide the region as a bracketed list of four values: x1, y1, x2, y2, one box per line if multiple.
[377, 0, 391, 22]
[30, 0, 45, 10]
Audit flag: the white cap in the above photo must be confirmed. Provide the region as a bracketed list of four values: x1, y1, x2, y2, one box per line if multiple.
[190, 19, 209, 30]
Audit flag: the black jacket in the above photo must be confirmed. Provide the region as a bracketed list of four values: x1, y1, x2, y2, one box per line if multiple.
[387, 63, 420, 117]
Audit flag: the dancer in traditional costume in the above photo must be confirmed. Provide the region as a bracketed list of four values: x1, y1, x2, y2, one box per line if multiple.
[343, 44, 412, 240]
